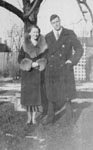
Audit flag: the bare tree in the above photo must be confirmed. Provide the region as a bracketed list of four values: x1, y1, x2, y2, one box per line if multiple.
[7, 24, 24, 79]
[76, 0, 93, 25]
[0, 0, 93, 30]
[8, 24, 24, 52]
[0, 0, 44, 32]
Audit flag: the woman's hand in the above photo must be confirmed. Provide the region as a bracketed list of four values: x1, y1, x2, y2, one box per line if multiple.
[32, 62, 39, 68]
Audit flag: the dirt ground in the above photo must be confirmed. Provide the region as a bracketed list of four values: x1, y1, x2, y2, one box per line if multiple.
[0, 81, 93, 150]
[0, 101, 93, 150]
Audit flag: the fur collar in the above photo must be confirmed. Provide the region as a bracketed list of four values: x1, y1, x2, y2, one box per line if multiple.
[23, 34, 48, 58]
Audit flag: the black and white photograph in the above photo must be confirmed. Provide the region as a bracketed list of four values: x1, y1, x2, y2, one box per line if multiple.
[0, 0, 93, 149]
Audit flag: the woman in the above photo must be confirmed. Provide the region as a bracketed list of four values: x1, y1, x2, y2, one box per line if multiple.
[18, 25, 48, 125]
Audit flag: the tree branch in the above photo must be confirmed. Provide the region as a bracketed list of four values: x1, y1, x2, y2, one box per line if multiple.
[76, 0, 87, 22]
[83, 2, 93, 25]
[22, 0, 30, 7]
[24, 0, 43, 18]
[0, 0, 25, 22]
[77, 0, 93, 25]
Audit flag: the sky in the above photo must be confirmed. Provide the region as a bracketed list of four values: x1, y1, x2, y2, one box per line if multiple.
[0, 0, 93, 42]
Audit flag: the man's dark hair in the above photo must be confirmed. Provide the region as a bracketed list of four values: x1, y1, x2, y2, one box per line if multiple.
[50, 14, 60, 22]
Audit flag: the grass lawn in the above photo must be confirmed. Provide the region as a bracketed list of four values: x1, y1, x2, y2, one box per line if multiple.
[0, 102, 39, 150]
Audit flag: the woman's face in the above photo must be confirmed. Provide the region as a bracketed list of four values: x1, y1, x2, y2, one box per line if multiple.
[29, 27, 40, 40]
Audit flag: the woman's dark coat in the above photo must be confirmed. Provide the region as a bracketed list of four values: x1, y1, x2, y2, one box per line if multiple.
[18, 35, 47, 106]
[45, 28, 83, 108]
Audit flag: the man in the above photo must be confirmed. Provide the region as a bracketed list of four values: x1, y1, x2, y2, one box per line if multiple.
[42, 14, 83, 125]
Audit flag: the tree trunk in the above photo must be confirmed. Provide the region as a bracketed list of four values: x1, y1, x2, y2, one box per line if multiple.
[0, 0, 44, 32]
[22, 0, 43, 33]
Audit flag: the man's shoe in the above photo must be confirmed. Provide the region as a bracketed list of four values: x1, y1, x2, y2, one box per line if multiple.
[55, 105, 66, 115]
[38, 112, 47, 120]
[42, 115, 54, 125]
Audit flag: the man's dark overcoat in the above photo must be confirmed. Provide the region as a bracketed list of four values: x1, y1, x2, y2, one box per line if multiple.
[45, 27, 83, 108]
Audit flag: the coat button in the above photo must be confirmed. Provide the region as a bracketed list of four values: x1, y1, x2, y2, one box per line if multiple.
[51, 55, 54, 58]
[60, 64, 63, 67]
[59, 54, 62, 57]
[62, 44, 65, 48]
[50, 65, 53, 67]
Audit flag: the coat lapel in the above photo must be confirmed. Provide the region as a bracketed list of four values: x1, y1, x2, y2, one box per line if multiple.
[56, 28, 68, 47]
[48, 28, 69, 55]
[50, 31, 56, 44]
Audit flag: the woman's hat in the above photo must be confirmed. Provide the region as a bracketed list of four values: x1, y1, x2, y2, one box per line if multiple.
[20, 58, 32, 71]
[36, 58, 47, 71]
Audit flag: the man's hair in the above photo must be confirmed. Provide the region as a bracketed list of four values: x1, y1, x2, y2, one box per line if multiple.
[50, 14, 60, 22]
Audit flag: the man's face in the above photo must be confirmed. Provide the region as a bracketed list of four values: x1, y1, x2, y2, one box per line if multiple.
[51, 17, 61, 31]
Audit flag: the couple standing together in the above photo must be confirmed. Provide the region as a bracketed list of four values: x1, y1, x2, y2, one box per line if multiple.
[18, 14, 83, 125]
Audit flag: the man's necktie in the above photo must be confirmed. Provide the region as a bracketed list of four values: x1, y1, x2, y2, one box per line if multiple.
[56, 31, 59, 40]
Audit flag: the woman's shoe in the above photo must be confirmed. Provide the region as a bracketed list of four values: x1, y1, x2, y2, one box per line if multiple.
[26, 119, 32, 125]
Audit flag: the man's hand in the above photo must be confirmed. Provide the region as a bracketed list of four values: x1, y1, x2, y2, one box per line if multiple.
[65, 60, 72, 64]
[65, 60, 72, 70]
